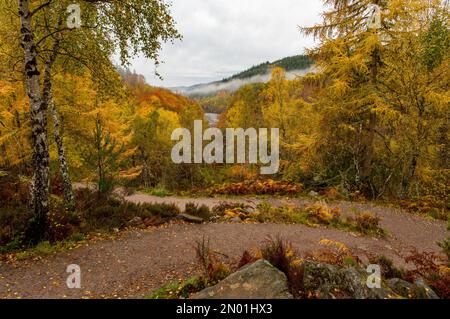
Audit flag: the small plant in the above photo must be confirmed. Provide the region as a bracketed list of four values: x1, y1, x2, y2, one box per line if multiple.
[145, 276, 205, 299]
[349, 211, 384, 236]
[185, 203, 211, 220]
[139, 202, 180, 219]
[322, 187, 343, 200]
[208, 179, 302, 196]
[238, 250, 259, 269]
[212, 202, 252, 216]
[195, 236, 230, 285]
[34, 241, 58, 256]
[254, 202, 385, 237]
[304, 202, 340, 225]
[151, 187, 170, 197]
[343, 256, 357, 267]
[68, 233, 86, 243]
[308, 239, 358, 266]
[255, 203, 309, 225]
[76, 189, 180, 232]
[370, 255, 405, 279]
[259, 236, 304, 297]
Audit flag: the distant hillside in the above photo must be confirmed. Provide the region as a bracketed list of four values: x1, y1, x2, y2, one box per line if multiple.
[223, 55, 312, 82]
[120, 70, 203, 117]
[171, 54, 314, 98]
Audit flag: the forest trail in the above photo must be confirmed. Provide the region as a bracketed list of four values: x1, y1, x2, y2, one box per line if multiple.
[0, 193, 447, 299]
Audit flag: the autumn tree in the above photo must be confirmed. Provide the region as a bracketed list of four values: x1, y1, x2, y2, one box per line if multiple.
[6, 0, 181, 243]
[301, 0, 449, 197]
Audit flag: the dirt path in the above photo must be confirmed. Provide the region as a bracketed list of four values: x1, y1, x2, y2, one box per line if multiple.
[0, 194, 447, 299]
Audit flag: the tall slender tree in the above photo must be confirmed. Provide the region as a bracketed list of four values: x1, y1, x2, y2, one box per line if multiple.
[13, 0, 181, 243]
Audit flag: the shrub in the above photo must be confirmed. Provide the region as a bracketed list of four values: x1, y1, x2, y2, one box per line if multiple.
[34, 241, 54, 255]
[75, 189, 180, 232]
[208, 179, 302, 196]
[212, 202, 252, 216]
[238, 250, 259, 269]
[0, 175, 32, 247]
[343, 256, 358, 267]
[321, 187, 343, 200]
[145, 276, 205, 299]
[185, 203, 211, 220]
[255, 203, 308, 225]
[304, 202, 341, 225]
[370, 255, 405, 279]
[399, 194, 448, 221]
[69, 233, 86, 243]
[195, 236, 230, 285]
[151, 187, 170, 197]
[349, 211, 384, 236]
[139, 203, 180, 219]
[259, 236, 304, 297]
[404, 249, 450, 299]
[0, 206, 30, 246]
[306, 239, 359, 266]
[84, 205, 127, 230]
[48, 209, 77, 243]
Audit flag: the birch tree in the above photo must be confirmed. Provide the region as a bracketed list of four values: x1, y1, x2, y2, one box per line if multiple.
[13, 0, 180, 243]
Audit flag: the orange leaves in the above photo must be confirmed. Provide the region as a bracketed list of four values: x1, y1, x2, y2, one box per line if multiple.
[348, 211, 380, 233]
[125, 74, 203, 116]
[304, 202, 341, 224]
[208, 179, 302, 196]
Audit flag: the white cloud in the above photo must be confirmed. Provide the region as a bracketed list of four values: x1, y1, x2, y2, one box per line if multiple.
[130, 0, 323, 87]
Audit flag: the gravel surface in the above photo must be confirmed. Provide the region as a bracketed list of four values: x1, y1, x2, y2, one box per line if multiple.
[0, 194, 447, 299]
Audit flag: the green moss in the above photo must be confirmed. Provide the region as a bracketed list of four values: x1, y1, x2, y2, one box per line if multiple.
[34, 241, 61, 255]
[145, 276, 205, 299]
[344, 256, 358, 267]
[151, 187, 170, 197]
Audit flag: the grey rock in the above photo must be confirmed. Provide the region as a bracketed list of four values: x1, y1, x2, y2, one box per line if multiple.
[414, 278, 439, 299]
[386, 278, 415, 297]
[302, 261, 394, 299]
[230, 217, 242, 223]
[177, 213, 204, 224]
[192, 259, 293, 299]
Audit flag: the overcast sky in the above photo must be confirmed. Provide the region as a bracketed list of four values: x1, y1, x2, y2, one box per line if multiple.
[129, 0, 324, 88]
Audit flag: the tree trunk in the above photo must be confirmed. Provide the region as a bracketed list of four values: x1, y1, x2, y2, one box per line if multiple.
[401, 153, 418, 198]
[49, 93, 75, 209]
[361, 44, 381, 197]
[18, 0, 50, 244]
[40, 10, 74, 209]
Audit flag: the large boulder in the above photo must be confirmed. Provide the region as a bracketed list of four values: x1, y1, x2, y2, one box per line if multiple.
[386, 278, 415, 297]
[302, 261, 394, 299]
[413, 278, 440, 299]
[192, 259, 293, 299]
[386, 278, 440, 299]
